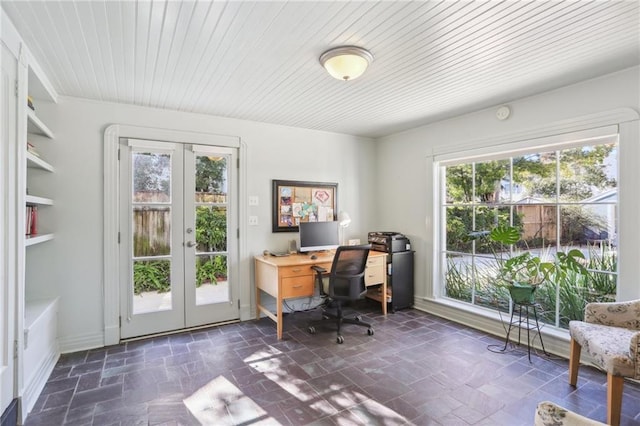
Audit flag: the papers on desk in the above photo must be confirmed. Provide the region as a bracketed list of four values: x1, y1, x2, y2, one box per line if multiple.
[270, 252, 290, 257]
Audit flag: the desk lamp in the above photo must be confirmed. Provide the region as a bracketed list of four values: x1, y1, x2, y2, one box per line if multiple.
[338, 211, 351, 245]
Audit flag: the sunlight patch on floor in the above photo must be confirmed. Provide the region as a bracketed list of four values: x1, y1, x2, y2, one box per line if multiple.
[183, 376, 280, 425]
[243, 346, 412, 423]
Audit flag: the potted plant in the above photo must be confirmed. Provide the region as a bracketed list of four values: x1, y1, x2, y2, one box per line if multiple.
[475, 225, 588, 305]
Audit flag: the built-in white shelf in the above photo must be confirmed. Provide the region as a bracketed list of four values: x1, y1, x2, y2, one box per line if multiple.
[25, 195, 53, 206]
[25, 233, 54, 247]
[26, 151, 54, 172]
[24, 298, 58, 333]
[26, 109, 54, 139]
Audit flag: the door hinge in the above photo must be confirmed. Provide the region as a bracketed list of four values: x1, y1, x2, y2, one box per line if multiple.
[118, 232, 121, 244]
[237, 299, 240, 310]
[15, 80, 19, 97]
[13, 340, 18, 359]
[119, 316, 122, 327]
[237, 158, 239, 169]
[237, 228, 239, 239]
[117, 148, 120, 161]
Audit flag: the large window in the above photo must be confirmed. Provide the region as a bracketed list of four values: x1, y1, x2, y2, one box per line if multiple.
[439, 133, 618, 329]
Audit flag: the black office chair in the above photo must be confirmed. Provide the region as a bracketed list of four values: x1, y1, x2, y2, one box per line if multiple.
[307, 245, 374, 344]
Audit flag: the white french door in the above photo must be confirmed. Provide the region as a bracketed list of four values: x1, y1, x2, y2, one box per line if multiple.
[119, 139, 239, 339]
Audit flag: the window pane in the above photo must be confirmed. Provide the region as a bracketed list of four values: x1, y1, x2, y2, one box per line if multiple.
[133, 206, 171, 257]
[132, 152, 171, 202]
[585, 245, 617, 296]
[559, 144, 617, 202]
[446, 207, 473, 252]
[446, 164, 473, 203]
[474, 159, 509, 203]
[445, 254, 472, 302]
[132, 260, 171, 314]
[516, 204, 557, 248]
[512, 152, 556, 202]
[474, 255, 509, 313]
[474, 206, 511, 254]
[559, 205, 609, 247]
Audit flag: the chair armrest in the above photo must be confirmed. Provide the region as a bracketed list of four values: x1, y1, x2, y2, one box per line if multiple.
[311, 266, 327, 274]
[584, 300, 640, 330]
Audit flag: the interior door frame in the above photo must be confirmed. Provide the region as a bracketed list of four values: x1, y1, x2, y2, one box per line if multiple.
[103, 124, 248, 345]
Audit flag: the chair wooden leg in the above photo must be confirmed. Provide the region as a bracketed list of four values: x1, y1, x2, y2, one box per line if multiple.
[568, 338, 581, 386]
[607, 373, 623, 426]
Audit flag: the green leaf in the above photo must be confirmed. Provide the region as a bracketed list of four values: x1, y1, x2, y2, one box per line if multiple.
[489, 225, 520, 245]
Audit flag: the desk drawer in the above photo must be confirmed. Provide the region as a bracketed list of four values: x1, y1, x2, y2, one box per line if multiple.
[280, 265, 313, 278]
[281, 276, 315, 298]
[365, 267, 384, 286]
[366, 256, 384, 268]
[365, 256, 385, 286]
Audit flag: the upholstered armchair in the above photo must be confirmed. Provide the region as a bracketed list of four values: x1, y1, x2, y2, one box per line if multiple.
[535, 401, 605, 426]
[568, 299, 640, 425]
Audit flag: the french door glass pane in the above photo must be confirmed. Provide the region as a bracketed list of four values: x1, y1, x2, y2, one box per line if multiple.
[195, 254, 229, 306]
[132, 152, 171, 202]
[194, 154, 229, 306]
[133, 206, 171, 257]
[131, 151, 173, 315]
[132, 259, 172, 314]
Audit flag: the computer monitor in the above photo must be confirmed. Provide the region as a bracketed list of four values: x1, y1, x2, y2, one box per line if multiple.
[298, 221, 340, 252]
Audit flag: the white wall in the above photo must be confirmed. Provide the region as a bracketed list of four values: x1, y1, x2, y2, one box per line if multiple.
[24, 64, 640, 354]
[376, 66, 640, 321]
[28, 97, 376, 351]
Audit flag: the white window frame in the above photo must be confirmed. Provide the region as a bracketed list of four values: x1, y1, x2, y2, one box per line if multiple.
[423, 109, 640, 354]
[436, 127, 618, 324]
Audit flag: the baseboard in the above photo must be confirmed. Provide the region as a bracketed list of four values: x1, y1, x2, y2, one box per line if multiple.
[57, 331, 104, 354]
[413, 297, 574, 360]
[22, 346, 59, 419]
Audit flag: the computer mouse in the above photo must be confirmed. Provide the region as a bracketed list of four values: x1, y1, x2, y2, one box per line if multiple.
[310, 254, 317, 260]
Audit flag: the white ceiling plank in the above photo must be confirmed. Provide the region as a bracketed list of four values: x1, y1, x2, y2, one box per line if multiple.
[2, 0, 638, 138]
[149, 0, 193, 109]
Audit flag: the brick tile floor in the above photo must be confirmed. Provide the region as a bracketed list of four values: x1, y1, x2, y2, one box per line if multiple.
[24, 304, 640, 425]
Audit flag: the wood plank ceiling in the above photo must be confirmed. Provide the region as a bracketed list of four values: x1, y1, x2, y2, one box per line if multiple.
[2, 0, 639, 138]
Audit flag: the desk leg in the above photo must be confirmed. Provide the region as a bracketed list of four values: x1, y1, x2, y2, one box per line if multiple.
[256, 287, 261, 320]
[276, 295, 283, 340]
[381, 275, 387, 316]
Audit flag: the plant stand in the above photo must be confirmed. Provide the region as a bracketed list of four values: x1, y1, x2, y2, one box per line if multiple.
[499, 301, 550, 362]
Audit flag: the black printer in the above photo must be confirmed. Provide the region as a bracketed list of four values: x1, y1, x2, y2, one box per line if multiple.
[368, 231, 411, 254]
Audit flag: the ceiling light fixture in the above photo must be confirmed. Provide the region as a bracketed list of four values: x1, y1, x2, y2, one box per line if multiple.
[319, 46, 373, 81]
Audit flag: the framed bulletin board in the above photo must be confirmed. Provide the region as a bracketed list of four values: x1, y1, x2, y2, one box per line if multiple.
[272, 180, 338, 232]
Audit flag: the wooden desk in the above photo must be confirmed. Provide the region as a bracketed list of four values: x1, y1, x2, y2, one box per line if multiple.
[255, 251, 388, 339]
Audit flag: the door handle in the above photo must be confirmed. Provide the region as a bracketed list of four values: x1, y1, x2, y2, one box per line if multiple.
[186, 241, 196, 247]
